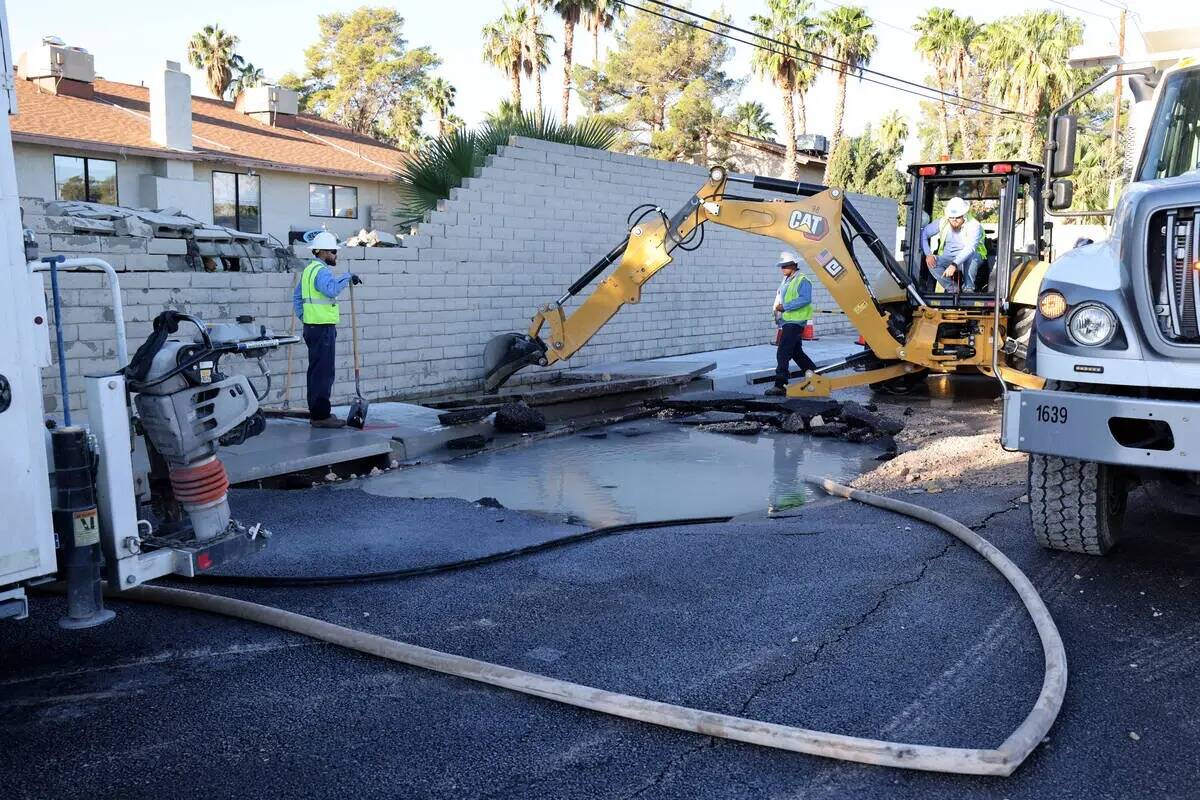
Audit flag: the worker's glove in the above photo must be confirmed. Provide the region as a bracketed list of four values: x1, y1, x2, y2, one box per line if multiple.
[351, 274, 363, 286]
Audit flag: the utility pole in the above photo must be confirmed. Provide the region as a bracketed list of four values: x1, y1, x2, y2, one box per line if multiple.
[1111, 9, 1127, 150]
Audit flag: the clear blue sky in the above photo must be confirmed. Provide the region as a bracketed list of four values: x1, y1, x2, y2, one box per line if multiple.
[9, 0, 1180, 156]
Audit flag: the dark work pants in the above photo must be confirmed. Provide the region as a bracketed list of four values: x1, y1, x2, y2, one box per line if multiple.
[303, 323, 337, 421]
[775, 323, 817, 386]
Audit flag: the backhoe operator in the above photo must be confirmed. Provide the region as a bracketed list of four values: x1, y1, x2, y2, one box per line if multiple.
[292, 231, 360, 429]
[921, 196, 986, 293]
[767, 253, 816, 397]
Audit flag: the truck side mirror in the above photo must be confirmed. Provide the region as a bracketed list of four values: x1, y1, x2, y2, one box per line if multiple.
[1050, 115, 1078, 178]
[1049, 179, 1074, 211]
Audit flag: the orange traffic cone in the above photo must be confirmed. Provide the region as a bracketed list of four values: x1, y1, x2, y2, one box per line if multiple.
[802, 321, 817, 340]
[856, 334, 867, 346]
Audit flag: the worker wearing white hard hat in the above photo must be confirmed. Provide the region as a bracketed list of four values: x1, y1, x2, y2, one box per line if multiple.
[919, 196, 987, 293]
[766, 253, 816, 397]
[291, 230, 361, 428]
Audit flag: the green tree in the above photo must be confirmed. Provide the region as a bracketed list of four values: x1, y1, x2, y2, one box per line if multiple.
[579, 8, 737, 157]
[583, 0, 623, 111]
[819, 5, 877, 183]
[521, 5, 555, 123]
[424, 77, 457, 137]
[653, 79, 735, 165]
[544, 1, 595, 123]
[751, 0, 820, 180]
[230, 61, 264, 97]
[914, 9, 957, 156]
[187, 25, 244, 98]
[280, 7, 439, 145]
[483, 6, 527, 107]
[732, 101, 776, 139]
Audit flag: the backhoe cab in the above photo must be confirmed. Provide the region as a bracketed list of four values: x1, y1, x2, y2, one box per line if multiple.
[483, 162, 1050, 397]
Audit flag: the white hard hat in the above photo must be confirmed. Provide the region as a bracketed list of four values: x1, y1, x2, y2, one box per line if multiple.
[945, 197, 969, 219]
[777, 251, 799, 268]
[310, 230, 340, 251]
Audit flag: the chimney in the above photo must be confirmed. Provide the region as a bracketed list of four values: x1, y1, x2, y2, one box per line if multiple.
[150, 61, 192, 151]
[236, 85, 299, 128]
[17, 36, 95, 98]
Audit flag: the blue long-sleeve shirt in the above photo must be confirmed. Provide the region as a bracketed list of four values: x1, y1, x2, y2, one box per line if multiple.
[293, 263, 352, 320]
[920, 218, 983, 266]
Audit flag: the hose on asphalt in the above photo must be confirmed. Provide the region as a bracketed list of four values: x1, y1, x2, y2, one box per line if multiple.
[110, 478, 1065, 777]
[189, 516, 735, 587]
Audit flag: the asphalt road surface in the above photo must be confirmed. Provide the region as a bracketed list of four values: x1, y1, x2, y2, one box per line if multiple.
[3, 484, 1199, 799]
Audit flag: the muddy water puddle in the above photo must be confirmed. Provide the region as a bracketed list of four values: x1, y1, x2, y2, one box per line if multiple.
[362, 421, 882, 526]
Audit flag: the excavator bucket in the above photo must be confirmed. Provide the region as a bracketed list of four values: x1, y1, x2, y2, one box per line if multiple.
[482, 333, 546, 392]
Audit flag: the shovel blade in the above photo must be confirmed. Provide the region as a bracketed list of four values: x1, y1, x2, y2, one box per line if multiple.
[347, 395, 369, 429]
[482, 333, 546, 392]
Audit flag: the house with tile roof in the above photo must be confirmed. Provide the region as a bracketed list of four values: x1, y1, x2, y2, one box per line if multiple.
[12, 40, 406, 244]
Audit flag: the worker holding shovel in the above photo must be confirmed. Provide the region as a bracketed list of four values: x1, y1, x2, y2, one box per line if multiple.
[292, 231, 360, 428]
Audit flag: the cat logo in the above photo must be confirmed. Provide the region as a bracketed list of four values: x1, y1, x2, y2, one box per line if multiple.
[787, 210, 828, 241]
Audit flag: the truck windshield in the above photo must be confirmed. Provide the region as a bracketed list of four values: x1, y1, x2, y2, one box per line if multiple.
[1139, 66, 1200, 181]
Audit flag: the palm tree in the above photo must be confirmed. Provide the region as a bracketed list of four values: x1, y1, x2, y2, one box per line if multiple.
[751, 0, 820, 181]
[483, 7, 526, 108]
[913, 9, 956, 157]
[521, 5, 555, 123]
[914, 9, 980, 158]
[876, 109, 909, 156]
[980, 11, 1081, 160]
[187, 24, 242, 98]
[545, 1, 594, 123]
[733, 101, 776, 139]
[584, 0, 621, 112]
[819, 5, 877, 183]
[230, 62, 264, 97]
[424, 77, 457, 138]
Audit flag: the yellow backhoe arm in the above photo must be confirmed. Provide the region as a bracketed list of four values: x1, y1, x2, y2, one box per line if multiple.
[529, 168, 907, 366]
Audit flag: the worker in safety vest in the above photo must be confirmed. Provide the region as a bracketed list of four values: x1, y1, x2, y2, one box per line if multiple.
[766, 253, 817, 397]
[920, 196, 986, 293]
[291, 231, 360, 428]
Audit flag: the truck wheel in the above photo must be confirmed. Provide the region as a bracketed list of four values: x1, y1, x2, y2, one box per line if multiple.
[1028, 454, 1127, 555]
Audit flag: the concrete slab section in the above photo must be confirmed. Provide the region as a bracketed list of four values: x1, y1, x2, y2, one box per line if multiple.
[564, 359, 716, 381]
[645, 338, 862, 390]
[221, 418, 393, 484]
[331, 401, 496, 461]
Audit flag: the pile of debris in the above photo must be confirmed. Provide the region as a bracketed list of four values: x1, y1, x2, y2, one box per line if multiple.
[650, 391, 903, 458]
[20, 197, 300, 273]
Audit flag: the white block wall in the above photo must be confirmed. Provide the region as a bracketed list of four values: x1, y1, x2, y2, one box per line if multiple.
[40, 137, 895, 416]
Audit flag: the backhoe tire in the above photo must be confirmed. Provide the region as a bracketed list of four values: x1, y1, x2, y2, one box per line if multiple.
[870, 372, 927, 396]
[1027, 381, 1128, 556]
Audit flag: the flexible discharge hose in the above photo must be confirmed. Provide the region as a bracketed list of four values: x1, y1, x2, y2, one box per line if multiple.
[115, 479, 1065, 777]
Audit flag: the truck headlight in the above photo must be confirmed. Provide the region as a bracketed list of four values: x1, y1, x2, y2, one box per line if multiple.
[1068, 303, 1118, 346]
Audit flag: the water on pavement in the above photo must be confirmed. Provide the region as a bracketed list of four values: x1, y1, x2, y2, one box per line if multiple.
[362, 420, 880, 526]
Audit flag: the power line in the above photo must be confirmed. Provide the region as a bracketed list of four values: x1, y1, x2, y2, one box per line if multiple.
[811, 0, 917, 40]
[614, 0, 1033, 121]
[1044, 0, 1116, 21]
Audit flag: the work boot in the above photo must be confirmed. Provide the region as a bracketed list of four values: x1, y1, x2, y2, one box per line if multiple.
[311, 416, 347, 429]
[764, 385, 786, 397]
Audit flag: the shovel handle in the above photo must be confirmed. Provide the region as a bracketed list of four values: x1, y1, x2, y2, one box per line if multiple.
[349, 281, 362, 395]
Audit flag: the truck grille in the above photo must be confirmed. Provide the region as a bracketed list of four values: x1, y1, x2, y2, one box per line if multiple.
[1150, 207, 1200, 342]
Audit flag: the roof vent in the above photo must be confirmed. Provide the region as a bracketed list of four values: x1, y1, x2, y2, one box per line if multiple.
[236, 85, 299, 127]
[17, 38, 95, 98]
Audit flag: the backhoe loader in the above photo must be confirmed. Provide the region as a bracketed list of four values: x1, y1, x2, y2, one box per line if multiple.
[483, 162, 1052, 397]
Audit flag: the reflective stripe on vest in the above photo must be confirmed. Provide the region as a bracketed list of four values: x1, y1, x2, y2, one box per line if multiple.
[938, 214, 987, 260]
[301, 260, 339, 325]
[781, 273, 813, 324]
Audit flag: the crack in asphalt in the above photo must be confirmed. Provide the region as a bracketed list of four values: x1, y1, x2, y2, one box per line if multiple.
[969, 498, 1025, 533]
[617, 536, 959, 799]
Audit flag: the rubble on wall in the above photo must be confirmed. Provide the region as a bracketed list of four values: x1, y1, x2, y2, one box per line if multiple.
[19, 196, 302, 273]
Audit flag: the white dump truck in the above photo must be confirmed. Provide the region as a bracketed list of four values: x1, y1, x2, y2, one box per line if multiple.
[1003, 28, 1200, 554]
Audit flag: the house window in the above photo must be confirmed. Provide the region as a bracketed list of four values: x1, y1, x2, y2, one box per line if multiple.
[308, 183, 358, 219]
[212, 171, 261, 233]
[53, 155, 118, 204]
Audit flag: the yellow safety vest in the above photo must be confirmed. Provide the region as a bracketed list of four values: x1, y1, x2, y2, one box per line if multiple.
[300, 260, 339, 325]
[937, 213, 988, 261]
[781, 273, 814, 324]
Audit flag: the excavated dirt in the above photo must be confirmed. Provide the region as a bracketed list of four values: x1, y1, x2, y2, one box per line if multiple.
[853, 396, 1027, 492]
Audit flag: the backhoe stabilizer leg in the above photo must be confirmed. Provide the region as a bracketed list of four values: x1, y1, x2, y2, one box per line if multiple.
[786, 363, 922, 398]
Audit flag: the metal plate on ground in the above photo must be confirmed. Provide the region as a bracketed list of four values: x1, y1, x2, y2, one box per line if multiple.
[220, 419, 393, 484]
